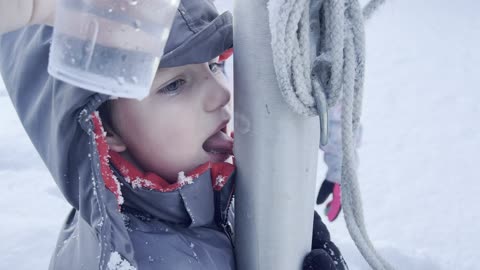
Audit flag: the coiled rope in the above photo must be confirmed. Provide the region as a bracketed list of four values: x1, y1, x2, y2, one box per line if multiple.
[267, 0, 393, 269]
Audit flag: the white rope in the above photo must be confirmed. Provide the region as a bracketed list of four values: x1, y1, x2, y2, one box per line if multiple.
[268, 0, 317, 116]
[267, 0, 393, 269]
[363, 0, 387, 21]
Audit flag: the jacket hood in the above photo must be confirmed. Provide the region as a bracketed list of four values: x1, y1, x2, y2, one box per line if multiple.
[159, 0, 233, 67]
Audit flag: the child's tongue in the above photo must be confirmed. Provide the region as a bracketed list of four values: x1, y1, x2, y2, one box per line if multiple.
[203, 131, 233, 155]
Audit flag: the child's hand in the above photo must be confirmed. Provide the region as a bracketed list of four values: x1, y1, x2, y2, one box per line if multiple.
[30, 0, 56, 26]
[316, 179, 342, 222]
[0, 0, 55, 34]
[303, 249, 342, 270]
[303, 211, 348, 270]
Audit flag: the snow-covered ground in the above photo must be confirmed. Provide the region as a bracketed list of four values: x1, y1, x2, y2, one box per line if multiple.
[321, 1, 480, 269]
[1, 0, 479, 269]
[0, 84, 70, 269]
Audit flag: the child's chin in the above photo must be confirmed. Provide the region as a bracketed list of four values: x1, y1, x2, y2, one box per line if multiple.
[206, 152, 231, 163]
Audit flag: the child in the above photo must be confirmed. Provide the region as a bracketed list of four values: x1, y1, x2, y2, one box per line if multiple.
[318, 100, 362, 222]
[0, 0, 347, 269]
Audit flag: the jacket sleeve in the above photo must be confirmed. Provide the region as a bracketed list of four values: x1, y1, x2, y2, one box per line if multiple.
[320, 99, 362, 184]
[0, 25, 108, 211]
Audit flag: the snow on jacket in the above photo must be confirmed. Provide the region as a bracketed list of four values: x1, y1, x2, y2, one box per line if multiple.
[0, 25, 236, 270]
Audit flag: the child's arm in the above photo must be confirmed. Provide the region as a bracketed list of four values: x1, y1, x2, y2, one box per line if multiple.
[321, 100, 363, 185]
[0, 0, 55, 34]
[318, 99, 362, 221]
[0, 25, 107, 211]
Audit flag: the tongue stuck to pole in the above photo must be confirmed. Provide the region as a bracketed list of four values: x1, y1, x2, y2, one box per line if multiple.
[203, 130, 234, 155]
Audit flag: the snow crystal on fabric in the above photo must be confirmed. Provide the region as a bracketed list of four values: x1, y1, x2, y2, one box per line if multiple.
[177, 171, 195, 185]
[107, 252, 136, 270]
[119, 164, 130, 176]
[126, 176, 156, 190]
[215, 175, 226, 188]
[92, 112, 124, 206]
[111, 174, 124, 205]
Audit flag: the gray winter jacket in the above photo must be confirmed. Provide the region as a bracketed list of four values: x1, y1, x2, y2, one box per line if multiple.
[0, 25, 236, 270]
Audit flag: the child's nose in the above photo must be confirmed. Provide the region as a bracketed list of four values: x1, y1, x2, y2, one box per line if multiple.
[203, 77, 231, 112]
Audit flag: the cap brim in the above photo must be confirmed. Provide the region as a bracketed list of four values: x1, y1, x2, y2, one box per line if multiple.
[159, 11, 233, 68]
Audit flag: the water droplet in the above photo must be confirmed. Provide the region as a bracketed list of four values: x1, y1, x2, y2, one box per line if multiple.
[70, 58, 76, 64]
[235, 113, 251, 134]
[130, 76, 138, 84]
[64, 39, 72, 49]
[108, 8, 113, 13]
[128, 0, 138, 5]
[133, 20, 142, 31]
[116, 76, 126, 85]
[84, 44, 92, 53]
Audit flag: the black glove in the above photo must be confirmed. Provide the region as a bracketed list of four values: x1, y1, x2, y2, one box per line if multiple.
[302, 211, 348, 270]
[303, 249, 338, 270]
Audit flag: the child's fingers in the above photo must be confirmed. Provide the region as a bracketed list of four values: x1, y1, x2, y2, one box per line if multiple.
[30, 0, 56, 26]
[326, 184, 342, 222]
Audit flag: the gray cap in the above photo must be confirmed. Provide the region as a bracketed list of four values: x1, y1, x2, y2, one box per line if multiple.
[159, 0, 233, 68]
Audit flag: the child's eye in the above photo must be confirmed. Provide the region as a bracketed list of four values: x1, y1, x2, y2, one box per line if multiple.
[209, 62, 224, 73]
[158, 79, 186, 96]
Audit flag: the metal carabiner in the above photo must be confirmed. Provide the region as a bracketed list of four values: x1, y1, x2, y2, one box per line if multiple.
[312, 79, 329, 146]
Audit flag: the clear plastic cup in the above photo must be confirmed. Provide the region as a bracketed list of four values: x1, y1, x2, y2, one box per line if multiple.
[48, 0, 180, 100]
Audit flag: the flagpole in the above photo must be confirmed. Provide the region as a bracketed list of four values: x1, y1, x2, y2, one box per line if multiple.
[233, 0, 320, 269]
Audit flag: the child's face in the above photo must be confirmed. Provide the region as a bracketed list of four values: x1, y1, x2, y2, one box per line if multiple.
[107, 58, 232, 182]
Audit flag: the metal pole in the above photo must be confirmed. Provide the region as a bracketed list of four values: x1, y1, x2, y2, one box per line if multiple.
[234, 1, 320, 269]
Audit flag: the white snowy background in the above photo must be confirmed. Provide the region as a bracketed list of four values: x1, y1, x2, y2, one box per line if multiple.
[1, 0, 479, 269]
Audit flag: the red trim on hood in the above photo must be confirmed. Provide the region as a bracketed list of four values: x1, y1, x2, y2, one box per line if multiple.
[219, 48, 233, 62]
[92, 112, 124, 206]
[91, 112, 235, 203]
[109, 151, 211, 192]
